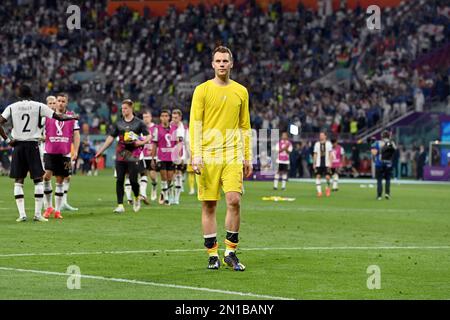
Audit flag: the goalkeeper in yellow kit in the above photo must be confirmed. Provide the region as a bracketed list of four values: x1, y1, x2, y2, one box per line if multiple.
[189, 46, 253, 271]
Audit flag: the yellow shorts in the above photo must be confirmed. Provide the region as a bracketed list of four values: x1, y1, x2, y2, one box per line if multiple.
[196, 163, 243, 201]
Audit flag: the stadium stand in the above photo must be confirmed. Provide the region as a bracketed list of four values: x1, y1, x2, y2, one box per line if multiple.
[0, 0, 448, 178]
[1, 0, 448, 136]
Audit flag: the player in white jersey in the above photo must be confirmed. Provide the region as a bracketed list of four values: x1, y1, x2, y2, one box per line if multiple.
[313, 131, 333, 197]
[170, 109, 186, 205]
[0, 85, 78, 222]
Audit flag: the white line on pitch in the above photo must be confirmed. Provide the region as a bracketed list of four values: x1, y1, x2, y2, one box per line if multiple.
[0, 266, 293, 300]
[1, 246, 449, 258]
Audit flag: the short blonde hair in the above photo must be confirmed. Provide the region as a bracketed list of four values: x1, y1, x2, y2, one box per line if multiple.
[172, 109, 182, 117]
[122, 99, 133, 107]
[46, 96, 56, 102]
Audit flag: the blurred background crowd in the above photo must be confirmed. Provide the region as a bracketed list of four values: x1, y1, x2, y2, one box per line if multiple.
[0, 0, 449, 177]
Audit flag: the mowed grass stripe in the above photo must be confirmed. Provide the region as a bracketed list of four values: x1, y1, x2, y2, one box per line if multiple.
[1, 245, 450, 258]
[0, 266, 294, 300]
[1, 172, 450, 299]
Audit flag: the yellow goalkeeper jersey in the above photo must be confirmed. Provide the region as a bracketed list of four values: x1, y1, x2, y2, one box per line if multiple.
[189, 79, 252, 163]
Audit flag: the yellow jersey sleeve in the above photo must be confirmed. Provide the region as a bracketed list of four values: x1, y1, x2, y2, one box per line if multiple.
[189, 84, 205, 159]
[240, 88, 252, 162]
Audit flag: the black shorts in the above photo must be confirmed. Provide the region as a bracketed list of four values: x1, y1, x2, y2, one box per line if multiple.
[157, 161, 175, 172]
[140, 159, 157, 173]
[44, 153, 72, 177]
[10, 141, 45, 179]
[174, 163, 187, 172]
[314, 166, 331, 177]
[331, 168, 341, 175]
[278, 163, 289, 172]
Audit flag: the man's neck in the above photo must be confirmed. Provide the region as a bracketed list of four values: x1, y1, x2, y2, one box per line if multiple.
[213, 76, 230, 86]
[124, 115, 134, 122]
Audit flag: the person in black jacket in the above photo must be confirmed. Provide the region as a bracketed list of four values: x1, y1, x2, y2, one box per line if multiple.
[416, 145, 427, 180]
[371, 130, 397, 200]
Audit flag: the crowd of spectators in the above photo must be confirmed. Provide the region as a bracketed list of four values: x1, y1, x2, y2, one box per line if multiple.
[0, 0, 449, 136]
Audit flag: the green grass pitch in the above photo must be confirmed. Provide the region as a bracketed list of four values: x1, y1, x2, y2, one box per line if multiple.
[0, 170, 449, 299]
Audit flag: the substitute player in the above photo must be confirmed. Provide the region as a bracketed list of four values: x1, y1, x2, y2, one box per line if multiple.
[151, 109, 181, 205]
[40, 96, 57, 162]
[141, 110, 158, 202]
[95, 99, 150, 213]
[330, 137, 345, 192]
[43, 93, 79, 212]
[41, 96, 57, 210]
[42, 93, 80, 219]
[0, 85, 79, 222]
[190, 46, 252, 271]
[185, 125, 196, 195]
[273, 131, 293, 191]
[313, 131, 333, 197]
[171, 109, 186, 205]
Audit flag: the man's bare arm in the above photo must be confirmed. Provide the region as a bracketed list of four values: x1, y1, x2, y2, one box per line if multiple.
[72, 130, 81, 161]
[53, 113, 79, 122]
[95, 136, 115, 158]
[0, 117, 7, 140]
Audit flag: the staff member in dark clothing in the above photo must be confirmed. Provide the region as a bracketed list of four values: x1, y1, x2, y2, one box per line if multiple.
[416, 145, 427, 180]
[392, 147, 400, 179]
[289, 143, 301, 178]
[95, 99, 150, 213]
[371, 130, 397, 200]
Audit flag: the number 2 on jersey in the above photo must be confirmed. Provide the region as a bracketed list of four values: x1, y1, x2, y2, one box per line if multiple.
[22, 114, 31, 132]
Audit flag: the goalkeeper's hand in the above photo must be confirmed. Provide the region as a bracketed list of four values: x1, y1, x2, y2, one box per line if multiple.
[244, 160, 253, 178]
[192, 156, 203, 175]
